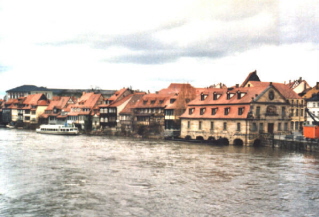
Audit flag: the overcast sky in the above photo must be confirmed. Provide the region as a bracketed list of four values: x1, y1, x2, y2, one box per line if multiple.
[0, 0, 318, 98]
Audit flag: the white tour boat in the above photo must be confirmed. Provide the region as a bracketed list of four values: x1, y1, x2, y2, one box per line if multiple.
[36, 124, 79, 135]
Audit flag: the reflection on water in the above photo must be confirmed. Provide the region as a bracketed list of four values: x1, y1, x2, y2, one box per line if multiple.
[1, 129, 319, 216]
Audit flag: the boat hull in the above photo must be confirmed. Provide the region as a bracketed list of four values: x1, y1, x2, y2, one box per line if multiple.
[36, 125, 79, 135]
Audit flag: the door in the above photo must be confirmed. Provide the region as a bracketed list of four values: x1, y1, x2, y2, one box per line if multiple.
[268, 123, 274, 134]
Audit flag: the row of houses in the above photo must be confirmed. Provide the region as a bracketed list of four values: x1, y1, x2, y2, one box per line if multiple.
[1, 71, 319, 146]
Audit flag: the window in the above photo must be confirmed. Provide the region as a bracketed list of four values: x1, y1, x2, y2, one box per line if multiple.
[150, 100, 155, 104]
[201, 94, 208, 101]
[187, 121, 190, 129]
[223, 122, 227, 130]
[296, 109, 299, 116]
[189, 108, 194, 115]
[200, 108, 206, 115]
[282, 107, 286, 117]
[295, 122, 299, 130]
[252, 122, 257, 131]
[313, 102, 316, 107]
[227, 93, 231, 100]
[284, 122, 288, 131]
[199, 121, 202, 130]
[224, 108, 230, 115]
[278, 123, 282, 131]
[210, 122, 214, 130]
[213, 93, 218, 100]
[170, 99, 176, 104]
[237, 92, 241, 99]
[300, 109, 304, 117]
[165, 110, 174, 116]
[238, 107, 244, 115]
[256, 106, 260, 117]
[143, 100, 147, 105]
[159, 100, 164, 104]
[237, 123, 241, 131]
[290, 109, 294, 117]
[211, 108, 217, 115]
[268, 91, 274, 100]
[259, 123, 264, 132]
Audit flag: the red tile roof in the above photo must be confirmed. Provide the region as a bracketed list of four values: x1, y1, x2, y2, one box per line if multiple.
[23, 93, 46, 105]
[180, 105, 251, 119]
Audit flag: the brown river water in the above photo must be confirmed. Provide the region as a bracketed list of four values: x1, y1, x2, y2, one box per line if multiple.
[1, 128, 319, 216]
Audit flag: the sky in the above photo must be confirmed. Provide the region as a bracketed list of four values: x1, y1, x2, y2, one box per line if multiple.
[0, 0, 319, 99]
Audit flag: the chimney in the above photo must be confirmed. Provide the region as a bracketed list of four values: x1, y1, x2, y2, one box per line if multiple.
[236, 84, 239, 88]
[317, 82, 319, 90]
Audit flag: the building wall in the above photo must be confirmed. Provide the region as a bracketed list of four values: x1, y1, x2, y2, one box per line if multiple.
[306, 101, 319, 125]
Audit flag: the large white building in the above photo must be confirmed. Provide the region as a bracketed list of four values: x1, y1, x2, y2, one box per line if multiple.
[305, 93, 319, 125]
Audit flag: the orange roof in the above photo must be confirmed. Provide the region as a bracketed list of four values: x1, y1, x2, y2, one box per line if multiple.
[120, 93, 145, 114]
[181, 105, 250, 119]
[23, 93, 46, 105]
[133, 93, 170, 108]
[247, 81, 301, 99]
[240, 70, 260, 87]
[46, 97, 71, 110]
[108, 88, 128, 101]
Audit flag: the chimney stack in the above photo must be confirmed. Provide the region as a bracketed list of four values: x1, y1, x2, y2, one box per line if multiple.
[316, 82, 319, 90]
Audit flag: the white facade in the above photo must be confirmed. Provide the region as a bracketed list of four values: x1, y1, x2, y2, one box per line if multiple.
[306, 101, 319, 125]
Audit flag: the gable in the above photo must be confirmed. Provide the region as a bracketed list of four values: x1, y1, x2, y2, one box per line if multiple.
[254, 87, 287, 103]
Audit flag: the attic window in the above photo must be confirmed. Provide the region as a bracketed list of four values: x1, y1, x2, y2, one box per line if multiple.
[211, 108, 217, 115]
[150, 100, 155, 104]
[189, 108, 195, 115]
[213, 93, 220, 100]
[159, 100, 164, 104]
[200, 108, 206, 115]
[237, 92, 241, 99]
[224, 107, 230, 115]
[170, 99, 176, 104]
[201, 94, 208, 101]
[238, 107, 244, 115]
[143, 100, 147, 105]
[226, 92, 235, 100]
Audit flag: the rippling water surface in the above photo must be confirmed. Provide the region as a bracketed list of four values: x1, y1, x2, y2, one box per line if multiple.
[1, 129, 319, 216]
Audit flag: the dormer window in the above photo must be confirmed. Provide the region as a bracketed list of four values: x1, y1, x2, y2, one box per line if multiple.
[170, 99, 176, 104]
[213, 93, 221, 100]
[226, 92, 235, 100]
[224, 107, 230, 115]
[238, 107, 244, 115]
[189, 108, 195, 115]
[159, 100, 164, 104]
[201, 94, 208, 101]
[211, 108, 217, 115]
[143, 100, 147, 105]
[150, 100, 155, 104]
[200, 108, 206, 115]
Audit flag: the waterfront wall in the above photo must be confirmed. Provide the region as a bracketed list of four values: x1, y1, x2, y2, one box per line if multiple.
[273, 139, 319, 152]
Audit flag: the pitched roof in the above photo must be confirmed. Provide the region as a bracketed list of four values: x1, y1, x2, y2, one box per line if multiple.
[119, 93, 145, 114]
[240, 70, 260, 87]
[46, 97, 71, 110]
[23, 94, 49, 105]
[247, 81, 301, 99]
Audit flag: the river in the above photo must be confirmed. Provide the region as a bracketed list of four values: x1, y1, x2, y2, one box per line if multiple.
[0, 129, 319, 216]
